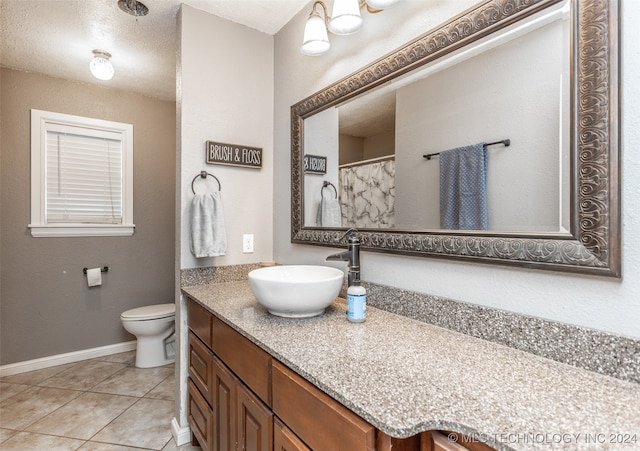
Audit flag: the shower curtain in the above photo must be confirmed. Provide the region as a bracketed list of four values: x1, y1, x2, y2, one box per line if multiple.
[339, 159, 395, 228]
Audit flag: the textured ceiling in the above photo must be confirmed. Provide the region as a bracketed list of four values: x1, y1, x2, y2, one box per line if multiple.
[0, 0, 309, 100]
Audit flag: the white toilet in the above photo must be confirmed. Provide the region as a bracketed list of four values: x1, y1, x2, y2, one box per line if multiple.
[121, 303, 176, 368]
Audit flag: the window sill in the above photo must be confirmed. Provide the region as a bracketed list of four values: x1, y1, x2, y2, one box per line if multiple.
[28, 224, 135, 237]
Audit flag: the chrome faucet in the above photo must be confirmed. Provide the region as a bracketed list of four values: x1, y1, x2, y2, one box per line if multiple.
[326, 229, 360, 287]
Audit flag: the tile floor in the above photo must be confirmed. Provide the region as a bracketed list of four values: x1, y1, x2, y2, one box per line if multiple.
[0, 351, 200, 450]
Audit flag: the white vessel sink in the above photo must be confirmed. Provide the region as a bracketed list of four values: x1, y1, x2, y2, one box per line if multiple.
[248, 265, 344, 318]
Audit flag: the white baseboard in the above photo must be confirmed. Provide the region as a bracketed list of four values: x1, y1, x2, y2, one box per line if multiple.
[0, 341, 137, 377]
[171, 417, 192, 446]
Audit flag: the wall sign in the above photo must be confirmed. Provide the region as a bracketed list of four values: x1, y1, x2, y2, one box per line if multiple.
[206, 141, 262, 169]
[304, 154, 327, 175]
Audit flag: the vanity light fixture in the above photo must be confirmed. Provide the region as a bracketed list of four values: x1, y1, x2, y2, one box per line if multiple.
[301, 0, 402, 56]
[89, 50, 115, 81]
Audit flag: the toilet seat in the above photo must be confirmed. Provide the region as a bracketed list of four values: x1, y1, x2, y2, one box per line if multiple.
[121, 303, 175, 321]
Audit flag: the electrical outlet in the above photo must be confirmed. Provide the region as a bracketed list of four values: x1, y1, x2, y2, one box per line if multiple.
[243, 234, 254, 253]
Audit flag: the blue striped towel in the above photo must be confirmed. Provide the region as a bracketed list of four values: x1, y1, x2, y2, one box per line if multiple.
[439, 142, 488, 230]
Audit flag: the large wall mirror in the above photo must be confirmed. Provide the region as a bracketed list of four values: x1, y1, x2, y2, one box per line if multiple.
[291, 0, 620, 277]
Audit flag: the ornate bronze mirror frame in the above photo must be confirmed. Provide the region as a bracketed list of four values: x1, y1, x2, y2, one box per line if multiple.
[291, 0, 620, 277]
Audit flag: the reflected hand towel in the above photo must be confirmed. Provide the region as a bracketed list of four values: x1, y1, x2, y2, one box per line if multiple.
[440, 142, 488, 230]
[316, 197, 342, 227]
[190, 192, 227, 258]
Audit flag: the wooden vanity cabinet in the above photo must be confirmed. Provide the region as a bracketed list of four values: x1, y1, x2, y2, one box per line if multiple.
[187, 299, 273, 451]
[186, 297, 494, 451]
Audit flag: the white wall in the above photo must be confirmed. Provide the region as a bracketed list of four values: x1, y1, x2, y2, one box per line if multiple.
[395, 18, 566, 231]
[274, 0, 640, 339]
[303, 108, 339, 227]
[179, 5, 274, 269]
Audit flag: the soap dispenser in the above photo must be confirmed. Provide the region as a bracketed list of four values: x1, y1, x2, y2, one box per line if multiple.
[347, 278, 366, 323]
[326, 228, 366, 322]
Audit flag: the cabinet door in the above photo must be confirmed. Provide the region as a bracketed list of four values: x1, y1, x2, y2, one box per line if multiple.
[237, 382, 273, 451]
[274, 417, 311, 451]
[213, 356, 236, 451]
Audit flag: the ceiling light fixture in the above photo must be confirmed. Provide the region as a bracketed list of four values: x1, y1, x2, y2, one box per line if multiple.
[89, 50, 115, 81]
[117, 0, 149, 17]
[301, 0, 402, 56]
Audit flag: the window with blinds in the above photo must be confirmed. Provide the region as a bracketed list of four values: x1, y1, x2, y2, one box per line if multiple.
[46, 128, 123, 224]
[30, 110, 134, 237]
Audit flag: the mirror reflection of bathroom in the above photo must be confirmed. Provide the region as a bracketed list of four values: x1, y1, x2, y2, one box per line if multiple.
[304, 0, 571, 233]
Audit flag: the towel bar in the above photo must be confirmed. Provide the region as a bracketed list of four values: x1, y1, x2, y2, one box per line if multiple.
[191, 171, 221, 194]
[423, 139, 511, 160]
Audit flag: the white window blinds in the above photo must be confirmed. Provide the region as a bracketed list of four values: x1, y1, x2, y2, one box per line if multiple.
[30, 109, 134, 237]
[46, 129, 123, 224]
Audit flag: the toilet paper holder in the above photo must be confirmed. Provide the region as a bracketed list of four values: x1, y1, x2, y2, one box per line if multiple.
[83, 266, 109, 274]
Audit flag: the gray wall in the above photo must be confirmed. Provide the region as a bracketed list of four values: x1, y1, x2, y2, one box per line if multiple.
[0, 68, 176, 365]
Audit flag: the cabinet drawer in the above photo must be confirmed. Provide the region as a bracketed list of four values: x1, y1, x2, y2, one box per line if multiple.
[188, 379, 212, 451]
[211, 315, 271, 405]
[272, 360, 375, 451]
[189, 331, 214, 404]
[188, 298, 212, 347]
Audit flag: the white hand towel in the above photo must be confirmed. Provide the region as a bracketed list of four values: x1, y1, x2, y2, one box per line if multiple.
[316, 197, 342, 227]
[190, 192, 227, 258]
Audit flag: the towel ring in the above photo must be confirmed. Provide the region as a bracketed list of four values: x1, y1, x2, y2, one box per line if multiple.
[321, 181, 337, 199]
[191, 171, 221, 194]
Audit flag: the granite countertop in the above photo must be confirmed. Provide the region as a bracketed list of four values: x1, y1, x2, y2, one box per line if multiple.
[182, 281, 640, 451]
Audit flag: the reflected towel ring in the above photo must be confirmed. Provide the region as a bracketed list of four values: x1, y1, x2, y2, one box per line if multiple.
[191, 171, 221, 194]
[321, 181, 337, 199]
